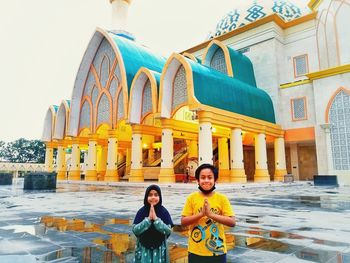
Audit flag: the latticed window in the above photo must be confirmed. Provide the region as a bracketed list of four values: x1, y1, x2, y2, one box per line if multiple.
[172, 66, 187, 113]
[92, 38, 115, 74]
[83, 71, 95, 97]
[100, 56, 110, 88]
[117, 92, 124, 120]
[97, 94, 110, 126]
[79, 101, 91, 130]
[293, 55, 308, 77]
[210, 48, 227, 74]
[109, 76, 119, 102]
[329, 90, 350, 170]
[142, 80, 152, 119]
[91, 86, 99, 108]
[291, 97, 307, 121]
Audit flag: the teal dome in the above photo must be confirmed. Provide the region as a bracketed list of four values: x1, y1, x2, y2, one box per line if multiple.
[212, 0, 310, 38]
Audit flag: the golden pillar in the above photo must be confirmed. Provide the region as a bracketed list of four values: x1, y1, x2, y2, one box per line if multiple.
[218, 137, 230, 182]
[68, 138, 81, 180]
[274, 137, 287, 182]
[44, 143, 54, 172]
[56, 143, 66, 180]
[97, 144, 107, 180]
[230, 128, 247, 183]
[85, 135, 98, 181]
[105, 130, 119, 182]
[188, 140, 198, 159]
[254, 133, 270, 182]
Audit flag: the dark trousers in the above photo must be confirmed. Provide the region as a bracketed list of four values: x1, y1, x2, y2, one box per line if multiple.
[188, 252, 226, 263]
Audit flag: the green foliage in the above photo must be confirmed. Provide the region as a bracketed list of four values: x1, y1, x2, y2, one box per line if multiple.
[0, 138, 46, 163]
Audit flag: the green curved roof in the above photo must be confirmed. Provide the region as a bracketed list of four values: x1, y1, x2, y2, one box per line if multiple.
[189, 59, 275, 123]
[110, 34, 166, 93]
[227, 47, 257, 87]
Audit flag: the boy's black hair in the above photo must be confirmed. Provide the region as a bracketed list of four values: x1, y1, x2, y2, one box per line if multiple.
[195, 163, 218, 181]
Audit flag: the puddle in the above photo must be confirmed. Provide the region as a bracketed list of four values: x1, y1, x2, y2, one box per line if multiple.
[1, 182, 350, 262]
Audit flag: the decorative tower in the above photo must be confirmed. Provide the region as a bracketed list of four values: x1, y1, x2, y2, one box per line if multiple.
[109, 0, 134, 39]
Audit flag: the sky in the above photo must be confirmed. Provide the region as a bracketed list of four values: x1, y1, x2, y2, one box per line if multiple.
[0, 0, 308, 142]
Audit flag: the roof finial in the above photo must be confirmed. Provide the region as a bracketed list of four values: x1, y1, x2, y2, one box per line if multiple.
[109, 0, 133, 31]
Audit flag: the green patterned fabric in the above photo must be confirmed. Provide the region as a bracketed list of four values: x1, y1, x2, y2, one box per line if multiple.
[133, 217, 172, 263]
[189, 59, 275, 123]
[110, 34, 166, 93]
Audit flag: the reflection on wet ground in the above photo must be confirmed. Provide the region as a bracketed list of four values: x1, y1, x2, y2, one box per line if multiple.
[0, 179, 350, 262]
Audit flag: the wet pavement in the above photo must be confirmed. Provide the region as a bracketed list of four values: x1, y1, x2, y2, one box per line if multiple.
[0, 179, 350, 262]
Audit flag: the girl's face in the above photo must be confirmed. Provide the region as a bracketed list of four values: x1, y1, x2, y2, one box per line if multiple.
[198, 168, 215, 191]
[147, 189, 160, 206]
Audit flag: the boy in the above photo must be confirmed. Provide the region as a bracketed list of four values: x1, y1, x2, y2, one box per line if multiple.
[181, 163, 235, 263]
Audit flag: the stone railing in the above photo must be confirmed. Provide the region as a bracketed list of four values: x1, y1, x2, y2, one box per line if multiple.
[0, 162, 45, 173]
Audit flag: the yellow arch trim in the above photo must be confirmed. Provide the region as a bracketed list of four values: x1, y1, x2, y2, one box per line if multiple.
[202, 40, 233, 77]
[182, 52, 198, 62]
[325, 86, 350, 123]
[128, 67, 158, 123]
[159, 53, 200, 118]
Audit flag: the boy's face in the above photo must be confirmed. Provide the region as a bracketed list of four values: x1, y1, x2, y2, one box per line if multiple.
[198, 168, 215, 191]
[147, 189, 160, 206]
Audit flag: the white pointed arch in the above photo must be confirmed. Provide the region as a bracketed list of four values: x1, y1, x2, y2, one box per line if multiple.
[128, 67, 159, 124]
[53, 100, 70, 140]
[42, 105, 58, 142]
[68, 27, 128, 136]
[159, 53, 198, 119]
[202, 40, 233, 77]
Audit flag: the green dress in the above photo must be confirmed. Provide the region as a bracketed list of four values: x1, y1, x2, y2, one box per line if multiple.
[133, 217, 172, 263]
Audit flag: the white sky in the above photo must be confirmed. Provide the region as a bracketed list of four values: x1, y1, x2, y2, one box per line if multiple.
[0, 0, 308, 142]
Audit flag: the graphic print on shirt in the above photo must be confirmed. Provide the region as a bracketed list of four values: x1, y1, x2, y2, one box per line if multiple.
[190, 217, 224, 253]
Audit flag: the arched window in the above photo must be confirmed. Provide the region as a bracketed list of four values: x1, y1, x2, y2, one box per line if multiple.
[210, 48, 227, 74]
[79, 101, 91, 131]
[96, 94, 111, 127]
[141, 80, 152, 119]
[172, 66, 187, 113]
[329, 90, 350, 170]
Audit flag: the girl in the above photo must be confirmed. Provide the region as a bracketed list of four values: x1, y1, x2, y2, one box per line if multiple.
[133, 184, 174, 263]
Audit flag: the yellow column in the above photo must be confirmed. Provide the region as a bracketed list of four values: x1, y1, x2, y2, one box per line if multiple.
[159, 126, 175, 183]
[44, 143, 54, 172]
[129, 130, 144, 182]
[105, 130, 119, 182]
[198, 121, 213, 165]
[68, 139, 81, 180]
[274, 137, 287, 182]
[56, 143, 66, 180]
[125, 147, 131, 176]
[85, 137, 97, 181]
[230, 128, 247, 183]
[254, 133, 270, 182]
[218, 137, 230, 182]
[97, 144, 108, 180]
[188, 140, 198, 159]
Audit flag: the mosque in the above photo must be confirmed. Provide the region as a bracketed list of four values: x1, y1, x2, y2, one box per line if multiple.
[42, 0, 350, 185]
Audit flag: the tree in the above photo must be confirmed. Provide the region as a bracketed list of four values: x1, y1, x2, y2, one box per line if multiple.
[0, 138, 46, 163]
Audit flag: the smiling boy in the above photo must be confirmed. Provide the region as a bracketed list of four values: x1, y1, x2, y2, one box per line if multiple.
[181, 163, 236, 263]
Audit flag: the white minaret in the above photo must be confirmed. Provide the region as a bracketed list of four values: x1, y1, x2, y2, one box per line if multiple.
[109, 0, 134, 38]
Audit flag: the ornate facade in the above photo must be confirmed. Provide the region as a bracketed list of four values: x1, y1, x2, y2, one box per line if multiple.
[42, 0, 350, 185]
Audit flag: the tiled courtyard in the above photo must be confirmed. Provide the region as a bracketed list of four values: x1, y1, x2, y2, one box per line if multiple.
[0, 179, 350, 262]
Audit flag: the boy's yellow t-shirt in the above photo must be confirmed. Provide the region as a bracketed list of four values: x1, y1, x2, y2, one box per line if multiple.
[181, 191, 234, 256]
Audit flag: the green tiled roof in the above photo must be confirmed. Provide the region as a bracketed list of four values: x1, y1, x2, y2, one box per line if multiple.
[110, 34, 166, 93]
[227, 47, 257, 87]
[189, 59, 275, 123]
